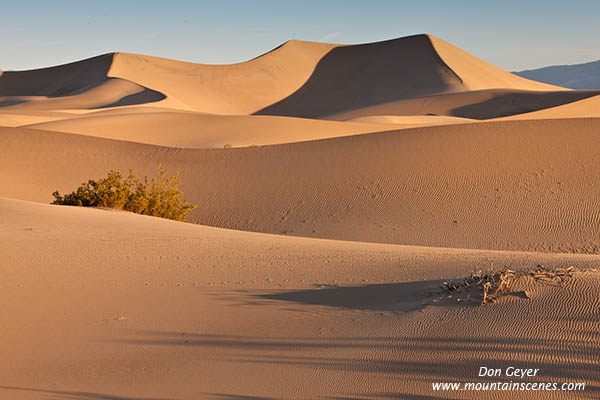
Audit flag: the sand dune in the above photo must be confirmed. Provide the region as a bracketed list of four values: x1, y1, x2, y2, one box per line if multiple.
[1, 34, 589, 147]
[0, 109, 76, 126]
[0, 77, 165, 111]
[0, 54, 166, 112]
[428, 36, 561, 91]
[0, 54, 114, 97]
[107, 42, 337, 114]
[326, 88, 600, 121]
[255, 35, 563, 118]
[2, 33, 600, 400]
[346, 114, 476, 126]
[2, 197, 599, 399]
[2, 118, 600, 253]
[1, 34, 568, 120]
[499, 93, 600, 120]
[22, 111, 398, 148]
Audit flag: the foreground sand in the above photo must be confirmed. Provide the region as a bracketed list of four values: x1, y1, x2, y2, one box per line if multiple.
[2, 198, 599, 399]
[2, 33, 600, 399]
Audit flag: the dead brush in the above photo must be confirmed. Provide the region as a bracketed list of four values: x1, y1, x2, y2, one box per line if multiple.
[443, 265, 575, 305]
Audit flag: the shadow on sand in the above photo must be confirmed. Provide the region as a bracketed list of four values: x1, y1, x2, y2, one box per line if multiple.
[452, 89, 600, 119]
[116, 331, 599, 398]
[0, 386, 174, 400]
[0, 54, 166, 109]
[254, 35, 459, 119]
[114, 279, 598, 397]
[205, 394, 449, 400]
[253, 34, 600, 120]
[254, 281, 448, 312]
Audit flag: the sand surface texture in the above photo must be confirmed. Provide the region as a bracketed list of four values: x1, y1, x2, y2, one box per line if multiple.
[1, 34, 599, 399]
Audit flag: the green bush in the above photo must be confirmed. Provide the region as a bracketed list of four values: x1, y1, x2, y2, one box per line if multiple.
[52, 165, 197, 222]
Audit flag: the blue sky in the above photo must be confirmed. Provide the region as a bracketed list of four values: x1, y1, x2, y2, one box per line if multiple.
[1, 1, 599, 72]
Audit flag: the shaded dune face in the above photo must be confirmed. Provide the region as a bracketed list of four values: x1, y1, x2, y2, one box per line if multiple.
[0, 54, 115, 97]
[450, 89, 600, 119]
[328, 88, 600, 120]
[254, 35, 464, 118]
[1, 34, 581, 118]
[0, 53, 165, 110]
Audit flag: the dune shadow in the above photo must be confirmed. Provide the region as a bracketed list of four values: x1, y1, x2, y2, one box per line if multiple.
[118, 332, 599, 396]
[119, 332, 599, 364]
[0, 54, 166, 109]
[0, 385, 174, 400]
[254, 281, 447, 312]
[208, 393, 453, 400]
[325, 394, 454, 400]
[218, 337, 599, 383]
[254, 35, 461, 118]
[211, 276, 538, 314]
[0, 54, 114, 97]
[209, 393, 452, 400]
[93, 86, 166, 109]
[205, 394, 280, 400]
[253, 34, 600, 120]
[451, 89, 600, 119]
[118, 331, 392, 350]
[356, 394, 454, 400]
[0, 99, 28, 108]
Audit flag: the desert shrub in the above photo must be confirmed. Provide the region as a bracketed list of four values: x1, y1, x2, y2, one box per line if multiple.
[443, 266, 574, 305]
[52, 165, 196, 222]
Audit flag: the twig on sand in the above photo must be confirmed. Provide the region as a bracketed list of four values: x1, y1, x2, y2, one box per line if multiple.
[442, 265, 575, 305]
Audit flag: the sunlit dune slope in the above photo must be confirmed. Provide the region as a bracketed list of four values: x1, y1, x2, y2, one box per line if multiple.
[2, 118, 599, 253]
[1, 34, 567, 119]
[0, 110, 76, 126]
[345, 114, 476, 127]
[254, 35, 563, 118]
[22, 112, 398, 148]
[106, 41, 336, 114]
[1, 197, 599, 399]
[428, 36, 562, 91]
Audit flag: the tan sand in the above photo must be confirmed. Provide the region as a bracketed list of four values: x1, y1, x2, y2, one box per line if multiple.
[345, 114, 476, 126]
[1, 33, 599, 400]
[21, 112, 399, 148]
[0, 109, 76, 126]
[253, 35, 564, 118]
[1, 34, 567, 120]
[428, 36, 561, 91]
[326, 88, 600, 121]
[0, 77, 164, 111]
[1, 198, 599, 399]
[1, 119, 600, 253]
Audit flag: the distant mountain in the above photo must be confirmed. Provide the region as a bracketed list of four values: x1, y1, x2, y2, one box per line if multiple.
[514, 60, 600, 89]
